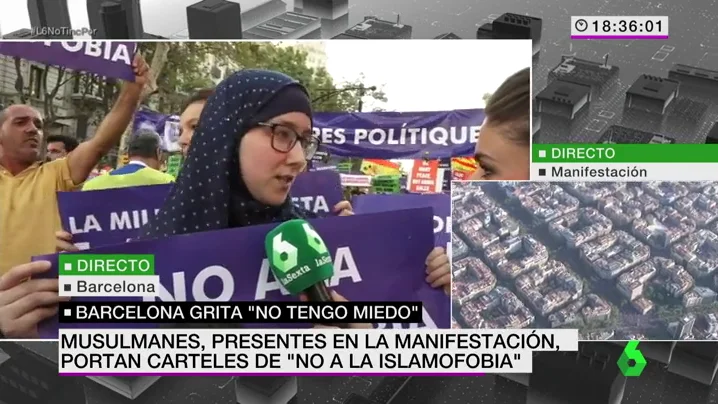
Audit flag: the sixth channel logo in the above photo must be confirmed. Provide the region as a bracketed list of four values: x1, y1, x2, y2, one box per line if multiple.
[617, 340, 647, 377]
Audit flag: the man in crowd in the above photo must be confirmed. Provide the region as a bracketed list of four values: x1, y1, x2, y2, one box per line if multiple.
[82, 129, 174, 190]
[0, 54, 148, 338]
[45, 134, 79, 161]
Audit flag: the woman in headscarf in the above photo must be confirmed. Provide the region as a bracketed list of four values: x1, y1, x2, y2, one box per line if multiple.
[142, 68, 450, 292]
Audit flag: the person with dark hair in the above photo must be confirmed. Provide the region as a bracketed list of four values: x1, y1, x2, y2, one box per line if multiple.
[469, 67, 530, 180]
[81, 130, 175, 191]
[45, 134, 79, 161]
[0, 54, 149, 338]
[178, 88, 215, 157]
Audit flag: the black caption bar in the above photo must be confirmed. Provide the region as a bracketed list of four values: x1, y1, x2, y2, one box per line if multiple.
[58, 301, 423, 324]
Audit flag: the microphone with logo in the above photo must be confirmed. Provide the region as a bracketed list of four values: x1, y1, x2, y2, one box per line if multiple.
[264, 219, 348, 328]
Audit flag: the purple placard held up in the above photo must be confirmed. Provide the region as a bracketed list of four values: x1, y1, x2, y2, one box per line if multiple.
[352, 193, 450, 253]
[0, 41, 136, 81]
[291, 169, 343, 214]
[59, 171, 345, 250]
[36, 208, 448, 338]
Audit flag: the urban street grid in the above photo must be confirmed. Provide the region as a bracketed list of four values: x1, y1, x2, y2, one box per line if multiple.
[452, 181, 718, 340]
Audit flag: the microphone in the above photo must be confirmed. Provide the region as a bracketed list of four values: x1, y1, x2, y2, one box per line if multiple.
[265, 219, 347, 328]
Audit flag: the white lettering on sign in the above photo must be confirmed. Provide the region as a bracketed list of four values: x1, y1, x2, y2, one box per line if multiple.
[433, 216, 451, 234]
[68, 215, 102, 233]
[68, 209, 160, 234]
[110, 209, 160, 230]
[292, 195, 330, 213]
[315, 126, 480, 146]
[44, 41, 133, 64]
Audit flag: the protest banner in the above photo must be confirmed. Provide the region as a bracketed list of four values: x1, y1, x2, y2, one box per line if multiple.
[132, 109, 181, 152]
[340, 174, 372, 187]
[133, 109, 483, 159]
[0, 41, 136, 81]
[313, 109, 483, 159]
[371, 175, 401, 194]
[352, 193, 450, 252]
[59, 170, 345, 250]
[409, 160, 440, 193]
[37, 208, 449, 338]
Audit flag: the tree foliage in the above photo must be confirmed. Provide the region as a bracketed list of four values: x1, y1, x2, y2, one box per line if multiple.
[139, 42, 386, 114]
[3, 42, 385, 140]
[7, 57, 119, 138]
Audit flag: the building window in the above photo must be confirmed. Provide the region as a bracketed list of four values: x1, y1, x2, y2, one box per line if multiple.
[29, 66, 44, 98]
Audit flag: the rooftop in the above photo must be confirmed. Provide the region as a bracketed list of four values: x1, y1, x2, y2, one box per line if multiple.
[626, 74, 680, 101]
[536, 79, 590, 105]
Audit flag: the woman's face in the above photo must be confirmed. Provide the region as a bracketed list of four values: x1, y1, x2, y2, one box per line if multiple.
[469, 119, 530, 181]
[178, 101, 206, 157]
[239, 111, 311, 205]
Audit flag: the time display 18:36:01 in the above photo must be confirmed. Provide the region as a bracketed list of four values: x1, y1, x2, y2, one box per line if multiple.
[593, 19, 663, 32]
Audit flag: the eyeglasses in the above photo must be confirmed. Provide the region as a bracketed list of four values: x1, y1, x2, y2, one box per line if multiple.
[256, 122, 319, 160]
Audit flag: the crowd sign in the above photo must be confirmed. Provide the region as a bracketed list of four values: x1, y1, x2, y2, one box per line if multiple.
[37, 208, 448, 338]
[134, 109, 483, 160]
[409, 160, 440, 193]
[439, 158, 452, 191]
[58, 170, 344, 250]
[0, 41, 137, 81]
[370, 175, 401, 194]
[352, 193, 450, 252]
[133, 109, 181, 152]
[165, 155, 182, 177]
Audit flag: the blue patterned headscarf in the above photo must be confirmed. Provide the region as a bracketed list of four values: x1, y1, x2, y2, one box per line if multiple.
[142, 69, 315, 240]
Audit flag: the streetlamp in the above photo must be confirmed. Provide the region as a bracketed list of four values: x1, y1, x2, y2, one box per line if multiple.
[312, 85, 377, 112]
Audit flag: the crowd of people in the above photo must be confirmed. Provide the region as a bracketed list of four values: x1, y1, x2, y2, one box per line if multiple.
[0, 54, 463, 338]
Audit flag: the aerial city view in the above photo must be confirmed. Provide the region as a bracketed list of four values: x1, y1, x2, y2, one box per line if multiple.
[451, 181, 718, 340]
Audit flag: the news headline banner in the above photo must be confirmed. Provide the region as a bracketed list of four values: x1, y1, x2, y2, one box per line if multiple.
[36, 207, 448, 337]
[532, 144, 718, 181]
[135, 109, 483, 159]
[0, 41, 137, 81]
[59, 329, 578, 375]
[352, 193, 450, 252]
[59, 301, 423, 324]
[59, 170, 344, 250]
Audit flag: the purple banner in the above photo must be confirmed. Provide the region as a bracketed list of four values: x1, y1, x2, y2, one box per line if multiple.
[0, 41, 136, 81]
[352, 194, 450, 252]
[59, 171, 345, 250]
[313, 109, 483, 159]
[37, 208, 448, 337]
[133, 109, 181, 152]
[136, 109, 483, 159]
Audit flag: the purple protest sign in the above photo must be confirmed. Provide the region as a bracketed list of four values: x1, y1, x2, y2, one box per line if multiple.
[0, 41, 136, 81]
[61, 184, 172, 250]
[37, 208, 448, 337]
[130, 109, 483, 159]
[291, 170, 343, 213]
[352, 194, 450, 252]
[313, 109, 484, 159]
[133, 109, 181, 152]
[59, 171, 344, 250]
